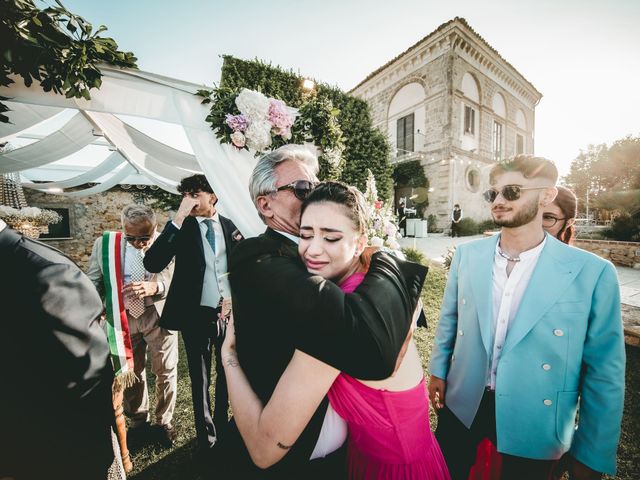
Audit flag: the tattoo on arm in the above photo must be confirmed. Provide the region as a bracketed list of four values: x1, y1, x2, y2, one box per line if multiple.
[277, 441, 292, 450]
[224, 354, 240, 368]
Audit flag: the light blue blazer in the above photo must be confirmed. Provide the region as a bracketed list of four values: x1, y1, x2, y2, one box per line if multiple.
[429, 234, 625, 474]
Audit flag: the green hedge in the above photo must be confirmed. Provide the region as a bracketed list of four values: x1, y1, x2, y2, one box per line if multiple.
[219, 56, 393, 199]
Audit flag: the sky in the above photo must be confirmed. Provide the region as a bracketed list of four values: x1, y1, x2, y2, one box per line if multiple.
[47, 0, 640, 177]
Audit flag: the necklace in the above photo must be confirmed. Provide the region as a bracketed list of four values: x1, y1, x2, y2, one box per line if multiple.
[498, 248, 521, 262]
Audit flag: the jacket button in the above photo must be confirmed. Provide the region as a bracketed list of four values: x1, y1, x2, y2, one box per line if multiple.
[542, 364, 551, 371]
[543, 399, 553, 406]
[458, 330, 464, 336]
[553, 329, 564, 337]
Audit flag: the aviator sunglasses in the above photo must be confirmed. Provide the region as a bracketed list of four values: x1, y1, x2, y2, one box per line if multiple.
[483, 185, 547, 203]
[271, 180, 316, 200]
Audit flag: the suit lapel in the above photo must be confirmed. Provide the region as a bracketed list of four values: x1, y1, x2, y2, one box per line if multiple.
[502, 236, 584, 355]
[469, 235, 498, 355]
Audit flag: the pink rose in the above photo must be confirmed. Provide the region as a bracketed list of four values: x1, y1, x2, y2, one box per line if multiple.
[230, 131, 246, 148]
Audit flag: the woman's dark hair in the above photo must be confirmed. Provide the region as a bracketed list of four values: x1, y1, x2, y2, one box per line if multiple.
[301, 181, 369, 234]
[177, 174, 213, 194]
[554, 185, 578, 245]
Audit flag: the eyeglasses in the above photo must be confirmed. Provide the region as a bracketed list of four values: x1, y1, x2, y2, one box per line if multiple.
[542, 215, 568, 228]
[483, 185, 548, 203]
[271, 180, 316, 201]
[125, 235, 152, 243]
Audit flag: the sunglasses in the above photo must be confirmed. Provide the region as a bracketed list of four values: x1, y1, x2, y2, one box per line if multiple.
[483, 185, 548, 203]
[272, 180, 316, 200]
[125, 235, 152, 243]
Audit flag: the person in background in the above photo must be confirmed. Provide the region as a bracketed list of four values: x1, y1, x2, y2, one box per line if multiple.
[144, 174, 243, 462]
[0, 219, 116, 479]
[397, 200, 407, 236]
[87, 204, 177, 448]
[451, 204, 463, 237]
[543, 185, 578, 245]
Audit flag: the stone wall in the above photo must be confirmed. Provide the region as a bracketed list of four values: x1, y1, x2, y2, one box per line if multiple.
[25, 189, 172, 271]
[574, 239, 640, 268]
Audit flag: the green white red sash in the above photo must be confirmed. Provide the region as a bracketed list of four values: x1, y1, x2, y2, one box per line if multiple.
[102, 231, 136, 388]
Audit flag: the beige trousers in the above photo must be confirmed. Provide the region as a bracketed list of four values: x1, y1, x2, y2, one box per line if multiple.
[123, 306, 178, 427]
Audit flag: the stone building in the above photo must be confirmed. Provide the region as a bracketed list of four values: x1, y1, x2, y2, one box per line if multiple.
[350, 17, 542, 229]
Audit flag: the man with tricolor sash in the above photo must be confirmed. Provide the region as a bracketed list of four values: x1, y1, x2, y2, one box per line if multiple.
[88, 204, 178, 447]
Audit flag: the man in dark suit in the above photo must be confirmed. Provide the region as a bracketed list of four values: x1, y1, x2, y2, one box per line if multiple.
[0, 219, 116, 480]
[144, 174, 242, 459]
[225, 145, 426, 478]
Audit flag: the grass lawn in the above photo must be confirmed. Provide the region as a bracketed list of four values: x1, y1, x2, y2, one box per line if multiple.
[130, 263, 639, 479]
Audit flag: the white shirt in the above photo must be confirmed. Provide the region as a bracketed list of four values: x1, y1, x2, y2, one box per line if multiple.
[197, 214, 231, 307]
[0, 219, 6, 232]
[488, 236, 546, 390]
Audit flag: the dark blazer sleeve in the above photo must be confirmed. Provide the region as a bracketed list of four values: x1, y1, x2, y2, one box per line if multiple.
[144, 220, 181, 273]
[233, 248, 427, 379]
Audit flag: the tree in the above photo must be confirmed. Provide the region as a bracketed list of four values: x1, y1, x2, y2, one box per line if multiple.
[0, 0, 137, 123]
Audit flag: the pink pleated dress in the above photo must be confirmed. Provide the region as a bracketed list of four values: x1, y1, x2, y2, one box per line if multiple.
[329, 272, 450, 480]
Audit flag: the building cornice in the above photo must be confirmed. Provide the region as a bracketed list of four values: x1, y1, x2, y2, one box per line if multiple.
[350, 17, 542, 106]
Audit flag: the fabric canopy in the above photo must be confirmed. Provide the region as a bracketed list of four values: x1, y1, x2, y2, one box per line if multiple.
[0, 66, 265, 237]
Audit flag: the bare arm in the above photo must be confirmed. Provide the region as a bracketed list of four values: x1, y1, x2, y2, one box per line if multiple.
[221, 316, 339, 469]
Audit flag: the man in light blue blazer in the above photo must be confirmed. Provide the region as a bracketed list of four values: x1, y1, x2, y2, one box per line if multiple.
[429, 155, 625, 480]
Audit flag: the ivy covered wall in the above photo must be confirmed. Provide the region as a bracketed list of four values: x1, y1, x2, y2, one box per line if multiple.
[219, 56, 393, 199]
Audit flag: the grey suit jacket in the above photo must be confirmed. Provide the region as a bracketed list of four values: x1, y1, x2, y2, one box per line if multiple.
[87, 232, 174, 316]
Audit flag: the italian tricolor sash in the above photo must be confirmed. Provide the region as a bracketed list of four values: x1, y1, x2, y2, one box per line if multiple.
[102, 231, 136, 388]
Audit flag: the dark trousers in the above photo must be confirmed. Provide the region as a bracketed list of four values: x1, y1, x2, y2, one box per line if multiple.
[182, 306, 229, 450]
[451, 221, 459, 237]
[436, 390, 558, 480]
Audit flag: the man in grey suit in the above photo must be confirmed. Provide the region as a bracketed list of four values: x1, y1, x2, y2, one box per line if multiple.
[88, 204, 177, 447]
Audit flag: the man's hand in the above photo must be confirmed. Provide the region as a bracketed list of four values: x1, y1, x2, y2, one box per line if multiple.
[557, 454, 601, 480]
[428, 375, 446, 410]
[123, 281, 158, 300]
[173, 196, 199, 227]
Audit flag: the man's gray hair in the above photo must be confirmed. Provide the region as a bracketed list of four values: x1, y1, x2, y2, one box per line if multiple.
[249, 144, 319, 220]
[121, 204, 156, 226]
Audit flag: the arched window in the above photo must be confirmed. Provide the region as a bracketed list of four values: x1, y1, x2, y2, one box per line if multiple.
[461, 73, 480, 137]
[388, 82, 426, 156]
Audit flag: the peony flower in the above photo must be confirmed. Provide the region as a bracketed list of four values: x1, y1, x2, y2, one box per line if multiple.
[235, 89, 270, 122]
[370, 236, 384, 248]
[374, 200, 382, 210]
[225, 113, 249, 132]
[245, 120, 273, 152]
[384, 221, 397, 238]
[230, 131, 246, 148]
[267, 99, 295, 136]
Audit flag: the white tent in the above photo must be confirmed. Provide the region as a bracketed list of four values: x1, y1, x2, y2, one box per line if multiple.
[0, 66, 264, 237]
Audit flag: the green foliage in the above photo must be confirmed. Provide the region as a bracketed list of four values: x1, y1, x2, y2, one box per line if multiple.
[401, 247, 426, 265]
[563, 135, 640, 215]
[218, 56, 393, 199]
[455, 217, 480, 236]
[604, 213, 640, 242]
[144, 190, 182, 212]
[427, 214, 441, 232]
[0, 0, 137, 122]
[476, 219, 498, 233]
[392, 160, 428, 188]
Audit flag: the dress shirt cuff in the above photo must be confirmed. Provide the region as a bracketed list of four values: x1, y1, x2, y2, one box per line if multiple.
[156, 281, 165, 295]
[171, 220, 181, 230]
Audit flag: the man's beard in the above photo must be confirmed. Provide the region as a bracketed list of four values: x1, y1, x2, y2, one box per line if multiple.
[492, 197, 539, 228]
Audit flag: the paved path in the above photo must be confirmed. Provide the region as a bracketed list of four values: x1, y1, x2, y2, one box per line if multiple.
[400, 233, 640, 344]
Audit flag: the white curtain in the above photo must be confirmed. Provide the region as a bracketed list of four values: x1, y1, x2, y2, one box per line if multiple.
[0, 111, 96, 174]
[0, 67, 266, 237]
[0, 102, 63, 141]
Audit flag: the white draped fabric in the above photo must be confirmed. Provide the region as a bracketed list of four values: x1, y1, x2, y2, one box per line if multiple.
[21, 152, 125, 190]
[0, 111, 96, 174]
[0, 102, 63, 141]
[0, 66, 265, 237]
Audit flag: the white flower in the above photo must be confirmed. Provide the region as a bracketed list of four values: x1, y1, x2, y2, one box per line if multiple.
[230, 131, 246, 148]
[235, 88, 270, 122]
[245, 120, 273, 152]
[322, 148, 342, 167]
[384, 221, 397, 237]
[370, 236, 384, 247]
[387, 239, 400, 250]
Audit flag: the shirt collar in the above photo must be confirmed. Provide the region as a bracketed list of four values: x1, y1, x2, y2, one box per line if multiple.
[495, 234, 547, 262]
[274, 229, 300, 245]
[0, 219, 6, 233]
[196, 212, 219, 224]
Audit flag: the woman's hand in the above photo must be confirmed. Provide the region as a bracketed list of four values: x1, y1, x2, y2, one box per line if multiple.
[221, 311, 237, 358]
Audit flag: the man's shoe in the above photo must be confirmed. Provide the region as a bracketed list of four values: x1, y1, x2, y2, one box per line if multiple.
[155, 423, 177, 448]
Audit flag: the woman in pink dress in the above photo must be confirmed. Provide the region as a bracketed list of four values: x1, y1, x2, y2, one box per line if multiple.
[222, 181, 450, 479]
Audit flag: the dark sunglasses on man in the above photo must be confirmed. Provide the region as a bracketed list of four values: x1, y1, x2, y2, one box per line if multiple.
[272, 180, 316, 201]
[125, 234, 153, 243]
[483, 184, 547, 203]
